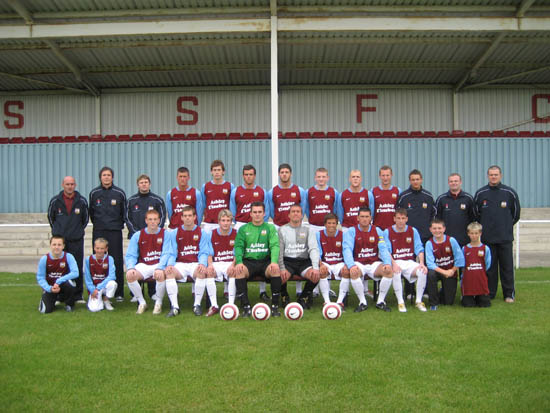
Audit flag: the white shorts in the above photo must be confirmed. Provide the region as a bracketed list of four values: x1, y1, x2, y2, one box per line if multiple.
[321, 262, 346, 280]
[395, 260, 423, 282]
[201, 222, 219, 232]
[173, 262, 199, 282]
[211, 261, 232, 282]
[134, 263, 160, 281]
[354, 261, 383, 281]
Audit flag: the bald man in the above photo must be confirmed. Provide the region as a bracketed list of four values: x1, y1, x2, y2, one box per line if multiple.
[48, 176, 90, 302]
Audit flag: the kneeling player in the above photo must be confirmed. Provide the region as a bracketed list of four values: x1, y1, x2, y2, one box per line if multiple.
[461, 222, 492, 308]
[425, 218, 465, 310]
[164, 206, 209, 317]
[234, 202, 281, 317]
[126, 210, 171, 315]
[384, 208, 429, 312]
[317, 213, 349, 305]
[343, 207, 393, 312]
[204, 209, 237, 316]
[85, 238, 117, 311]
[37, 236, 79, 313]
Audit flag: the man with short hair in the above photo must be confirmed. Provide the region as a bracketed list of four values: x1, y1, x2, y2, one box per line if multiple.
[267, 163, 307, 228]
[234, 202, 281, 317]
[48, 176, 89, 303]
[89, 167, 127, 301]
[164, 206, 210, 317]
[435, 173, 475, 247]
[201, 160, 235, 232]
[372, 165, 401, 231]
[278, 204, 321, 309]
[166, 166, 203, 229]
[474, 165, 520, 303]
[305, 167, 339, 232]
[126, 174, 166, 239]
[336, 169, 375, 230]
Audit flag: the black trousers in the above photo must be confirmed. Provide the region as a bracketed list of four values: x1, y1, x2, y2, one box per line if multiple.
[65, 238, 84, 298]
[486, 242, 515, 300]
[462, 295, 491, 308]
[39, 281, 77, 313]
[426, 270, 457, 306]
[93, 229, 124, 298]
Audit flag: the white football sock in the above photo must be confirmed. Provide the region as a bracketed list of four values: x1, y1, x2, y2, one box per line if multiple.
[351, 278, 367, 305]
[228, 278, 236, 304]
[318, 278, 330, 303]
[128, 280, 146, 305]
[155, 280, 166, 304]
[194, 278, 206, 306]
[259, 281, 266, 294]
[377, 276, 392, 304]
[415, 269, 427, 304]
[337, 278, 350, 303]
[363, 278, 369, 293]
[191, 283, 195, 294]
[393, 272, 404, 304]
[206, 278, 218, 308]
[295, 281, 303, 295]
[166, 278, 179, 309]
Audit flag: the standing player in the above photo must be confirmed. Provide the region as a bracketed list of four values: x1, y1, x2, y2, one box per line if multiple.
[383, 208, 428, 312]
[267, 163, 307, 228]
[164, 206, 210, 317]
[201, 160, 235, 232]
[205, 209, 238, 314]
[37, 236, 79, 313]
[278, 204, 321, 309]
[166, 166, 203, 229]
[304, 167, 339, 232]
[48, 176, 89, 303]
[461, 222, 492, 308]
[89, 167, 127, 301]
[425, 219, 465, 310]
[342, 207, 393, 313]
[125, 210, 171, 315]
[435, 173, 475, 247]
[317, 213, 350, 305]
[372, 165, 401, 231]
[229, 164, 270, 301]
[126, 174, 166, 238]
[234, 202, 281, 317]
[474, 165, 520, 303]
[84, 238, 117, 312]
[336, 169, 375, 230]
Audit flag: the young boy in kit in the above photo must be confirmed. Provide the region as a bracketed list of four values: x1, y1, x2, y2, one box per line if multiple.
[461, 222, 492, 308]
[84, 238, 117, 312]
[37, 236, 79, 313]
[425, 219, 465, 310]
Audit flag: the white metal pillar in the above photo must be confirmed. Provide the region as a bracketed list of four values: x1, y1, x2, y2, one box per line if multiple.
[270, 0, 279, 187]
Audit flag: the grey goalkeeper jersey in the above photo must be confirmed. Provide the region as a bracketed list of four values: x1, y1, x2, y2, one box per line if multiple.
[278, 224, 320, 270]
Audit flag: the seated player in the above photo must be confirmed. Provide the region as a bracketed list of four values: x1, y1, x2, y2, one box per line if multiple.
[234, 202, 281, 317]
[204, 209, 237, 316]
[278, 204, 321, 309]
[125, 209, 171, 315]
[383, 208, 429, 313]
[164, 206, 209, 317]
[84, 238, 117, 311]
[316, 213, 349, 305]
[461, 222, 492, 308]
[342, 207, 393, 313]
[37, 236, 79, 313]
[425, 218, 465, 310]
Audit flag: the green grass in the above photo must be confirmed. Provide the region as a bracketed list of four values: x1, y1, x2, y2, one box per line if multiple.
[1, 269, 549, 412]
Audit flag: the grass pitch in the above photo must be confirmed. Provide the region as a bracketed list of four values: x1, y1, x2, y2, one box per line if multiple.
[1, 269, 549, 412]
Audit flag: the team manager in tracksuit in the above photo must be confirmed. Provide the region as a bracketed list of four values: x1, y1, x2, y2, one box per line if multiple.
[89, 166, 127, 301]
[474, 165, 520, 302]
[48, 176, 89, 302]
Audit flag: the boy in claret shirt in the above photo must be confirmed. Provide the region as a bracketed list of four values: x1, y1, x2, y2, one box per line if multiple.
[84, 238, 117, 312]
[461, 222, 492, 308]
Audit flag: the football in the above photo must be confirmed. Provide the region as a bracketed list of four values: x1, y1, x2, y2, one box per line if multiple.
[322, 302, 342, 320]
[284, 302, 304, 320]
[252, 303, 271, 321]
[219, 303, 239, 321]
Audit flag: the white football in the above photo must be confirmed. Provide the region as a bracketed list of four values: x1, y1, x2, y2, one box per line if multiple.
[284, 302, 304, 321]
[322, 302, 342, 320]
[220, 303, 239, 321]
[252, 303, 271, 321]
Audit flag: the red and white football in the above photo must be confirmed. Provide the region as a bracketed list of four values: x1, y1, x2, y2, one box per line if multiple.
[322, 302, 342, 320]
[219, 303, 239, 321]
[252, 303, 271, 321]
[284, 302, 304, 321]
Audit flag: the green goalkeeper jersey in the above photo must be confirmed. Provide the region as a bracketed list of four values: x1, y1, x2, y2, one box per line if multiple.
[234, 222, 280, 264]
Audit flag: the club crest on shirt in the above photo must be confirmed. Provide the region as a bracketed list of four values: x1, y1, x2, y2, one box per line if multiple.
[359, 197, 365, 203]
[445, 204, 449, 209]
[406, 237, 412, 243]
[336, 241, 342, 247]
[483, 200, 487, 206]
[134, 205, 139, 210]
[422, 202, 428, 209]
[478, 250, 485, 257]
[157, 237, 163, 244]
[102, 263, 108, 269]
[223, 189, 228, 194]
[325, 195, 330, 200]
[111, 199, 117, 206]
[261, 229, 267, 235]
[193, 235, 199, 241]
[407, 203, 411, 208]
[291, 192, 296, 198]
[369, 236, 375, 243]
[392, 193, 397, 199]
[445, 247, 451, 253]
[186, 195, 192, 200]
[75, 208, 80, 214]
[299, 232, 306, 239]
[229, 240, 235, 246]
[96, 199, 101, 205]
[501, 201, 507, 208]
[60, 262, 66, 268]
[253, 192, 259, 197]
[148, 206, 154, 210]
[58, 208, 62, 214]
